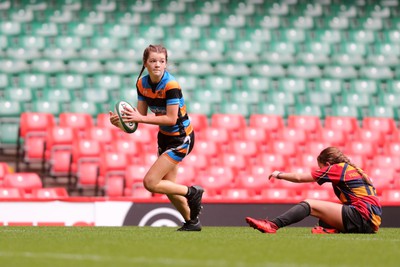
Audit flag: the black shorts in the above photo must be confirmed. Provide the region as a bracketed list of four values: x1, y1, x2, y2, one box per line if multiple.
[157, 131, 195, 163]
[342, 205, 375, 234]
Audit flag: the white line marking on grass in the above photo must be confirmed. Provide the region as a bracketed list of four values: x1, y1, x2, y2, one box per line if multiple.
[0, 251, 350, 267]
[303, 235, 400, 242]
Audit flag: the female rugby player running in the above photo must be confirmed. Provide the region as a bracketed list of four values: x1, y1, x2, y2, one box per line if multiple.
[109, 44, 204, 231]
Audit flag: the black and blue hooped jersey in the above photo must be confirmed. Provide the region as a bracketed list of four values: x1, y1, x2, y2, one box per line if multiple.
[136, 71, 193, 137]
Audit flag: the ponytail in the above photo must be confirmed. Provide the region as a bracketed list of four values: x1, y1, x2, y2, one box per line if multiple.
[136, 65, 146, 89]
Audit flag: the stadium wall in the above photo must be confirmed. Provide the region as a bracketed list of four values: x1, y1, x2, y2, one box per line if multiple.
[0, 199, 399, 228]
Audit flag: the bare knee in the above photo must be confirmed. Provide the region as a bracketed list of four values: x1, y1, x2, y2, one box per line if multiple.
[143, 176, 158, 192]
[302, 199, 315, 213]
[303, 199, 313, 206]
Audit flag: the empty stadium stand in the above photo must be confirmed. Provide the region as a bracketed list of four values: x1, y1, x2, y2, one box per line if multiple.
[0, 0, 399, 202]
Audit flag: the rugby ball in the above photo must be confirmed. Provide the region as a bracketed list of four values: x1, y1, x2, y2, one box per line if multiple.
[115, 100, 138, 134]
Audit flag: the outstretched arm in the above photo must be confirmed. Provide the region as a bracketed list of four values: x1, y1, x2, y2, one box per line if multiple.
[269, 170, 314, 183]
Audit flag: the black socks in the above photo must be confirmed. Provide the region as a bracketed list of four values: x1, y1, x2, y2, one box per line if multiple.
[271, 201, 311, 228]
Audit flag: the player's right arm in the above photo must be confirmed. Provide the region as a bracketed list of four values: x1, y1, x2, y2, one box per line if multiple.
[136, 100, 148, 116]
[109, 111, 120, 128]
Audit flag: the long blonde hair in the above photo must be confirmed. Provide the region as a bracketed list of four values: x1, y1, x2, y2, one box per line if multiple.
[317, 147, 373, 185]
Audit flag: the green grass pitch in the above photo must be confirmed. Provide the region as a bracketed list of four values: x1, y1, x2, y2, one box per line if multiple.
[1, 227, 399, 267]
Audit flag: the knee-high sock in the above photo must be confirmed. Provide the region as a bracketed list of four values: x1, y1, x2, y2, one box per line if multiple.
[271, 201, 311, 228]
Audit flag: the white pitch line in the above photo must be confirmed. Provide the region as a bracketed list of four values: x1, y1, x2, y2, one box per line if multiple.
[0, 251, 348, 267]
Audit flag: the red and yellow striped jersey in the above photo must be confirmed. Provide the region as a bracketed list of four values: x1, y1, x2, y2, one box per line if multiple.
[312, 163, 382, 232]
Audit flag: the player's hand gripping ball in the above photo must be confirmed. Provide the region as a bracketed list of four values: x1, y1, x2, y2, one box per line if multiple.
[114, 100, 138, 134]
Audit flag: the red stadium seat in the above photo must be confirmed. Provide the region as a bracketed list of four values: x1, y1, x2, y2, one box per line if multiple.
[82, 126, 114, 148]
[302, 188, 336, 201]
[345, 141, 378, 159]
[267, 140, 298, 158]
[70, 139, 102, 195]
[227, 140, 260, 160]
[70, 139, 102, 172]
[3, 172, 42, 194]
[345, 154, 367, 170]
[276, 127, 308, 145]
[302, 141, 333, 156]
[96, 113, 119, 132]
[181, 152, 209, 171]
[188, 113, 209, 133]
[143, 152, 158, 166]
[325, 116, 359, 134]
[99, 152, 128, 178]
[201, 126, 230, 145]
[110, 139, 143, 164]
[383, 141, 400, 157]
[0, 187, 24, 199]
[369, 167, 395, 192]
[287, 115, 322, 134]
[257, 153, 289, 170]
[314, 128, 347, 147]
[124, 164, 150, 195]
[59, 112, 94, 136]
[176, 165, 196, 185]
[19, 112, 56, 138]
[287, 165, 314, 174]
[362, 117, 397, 136]
[99, 152, 128, 196]
[17, 112, 56, 171]
[44, 126, 75, 180]
[106, 176, 125, 197]
[74, 161, 102, 195]
[211, 113, 246, 137]
[237, 127, 270, 148]
[206, 165, 236, 183]
[195, 172, 233, 196]
[380, 189, 400, 205]
[221, 188, 251, 199]
[353, 128, 386, 147]
[131, 186, 153, 199]
[295, 153, 319, 169]
[135, 122, 159, 136]
[217, 152, 249, 173]
[116, 126, 156, 151]
[369, 155, 400, 171]
[191, 139, 222, 158]
[236, 172, 269, 194]
[392, 130, 400, 142]
[393, 177, 400, 189]
[249, 114, 284, 134]
[30, 187, 69, 199]
[260, 188, 300, 203]
[247, 165, 273, 177]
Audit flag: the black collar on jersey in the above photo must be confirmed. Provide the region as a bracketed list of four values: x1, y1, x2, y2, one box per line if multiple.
[148, 72, 165, 93]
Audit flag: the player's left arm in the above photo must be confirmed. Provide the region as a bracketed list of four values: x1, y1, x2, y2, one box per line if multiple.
[127, 84, 180, 126]
[139, 103, 178, 126]
[124, 101, 178, 126]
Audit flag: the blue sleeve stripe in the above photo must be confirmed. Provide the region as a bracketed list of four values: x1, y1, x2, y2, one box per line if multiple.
[167, 98, 179, 105]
